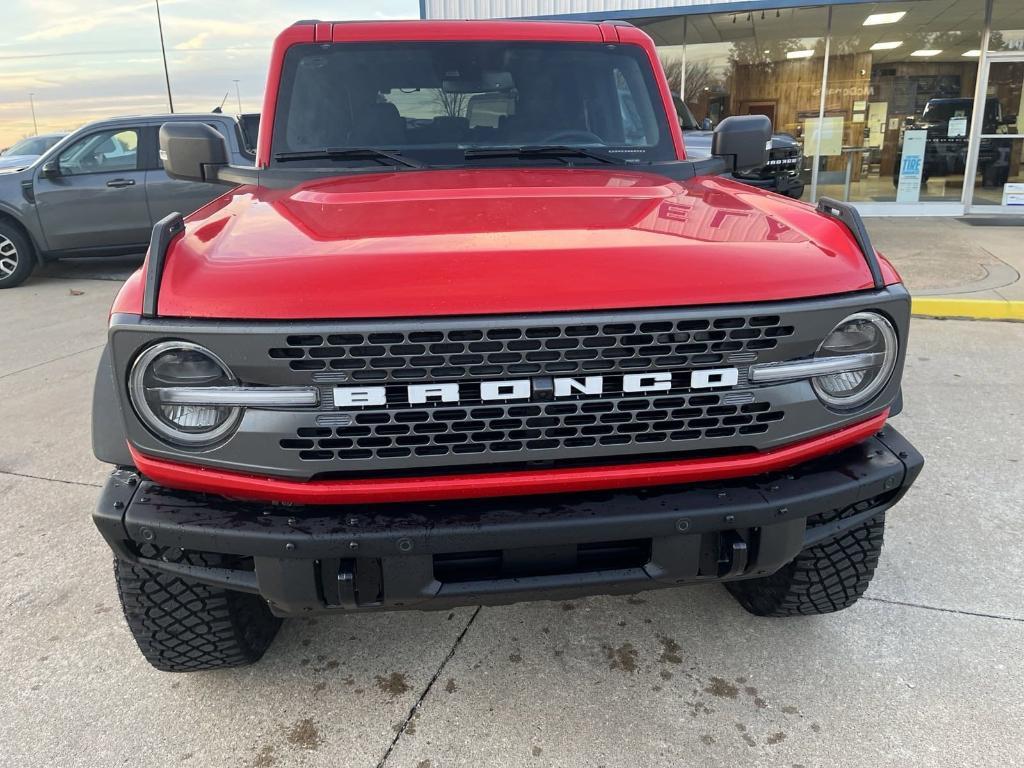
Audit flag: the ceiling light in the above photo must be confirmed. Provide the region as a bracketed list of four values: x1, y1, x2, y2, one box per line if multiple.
[786, 50, 815, 59]
[870, 41, 903, 50]
[863, 11, 907, 26]
[962, 49, 981, 57]
[911, 49, 942, 57]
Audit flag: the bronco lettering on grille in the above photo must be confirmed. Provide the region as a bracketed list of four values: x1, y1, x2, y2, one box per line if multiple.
[333, 368, 739, 408]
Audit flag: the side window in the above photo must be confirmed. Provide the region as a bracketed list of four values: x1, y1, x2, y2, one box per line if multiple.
[615, 69, 648, 145]
[58, 129, 139, 176]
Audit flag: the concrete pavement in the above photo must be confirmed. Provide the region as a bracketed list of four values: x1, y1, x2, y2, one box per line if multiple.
[1, 272, 1022, 768]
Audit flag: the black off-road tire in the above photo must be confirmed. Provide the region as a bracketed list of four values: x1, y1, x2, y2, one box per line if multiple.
[114, 555, 282, 672]
[0, 222, 35, 289]
[726, 508, 886, 617]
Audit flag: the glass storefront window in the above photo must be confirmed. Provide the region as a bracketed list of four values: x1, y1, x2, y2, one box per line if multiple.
[822, 0, 984, 204]
[970, 59, 1024, 206]
[636, 7, 828, 202]
[636, 0, 1014, 213]
[990, 0, 1024, 51]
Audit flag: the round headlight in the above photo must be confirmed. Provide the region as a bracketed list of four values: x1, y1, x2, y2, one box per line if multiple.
[812, 312, 898, 409]
[129, 341, 241, 446]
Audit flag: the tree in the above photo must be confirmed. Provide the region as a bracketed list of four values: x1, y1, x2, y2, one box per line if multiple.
[658, 54, 713, 100]
[432, 88, 468, 118]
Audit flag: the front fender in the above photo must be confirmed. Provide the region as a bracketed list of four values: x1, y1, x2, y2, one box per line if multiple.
[92, 344, 133, 466]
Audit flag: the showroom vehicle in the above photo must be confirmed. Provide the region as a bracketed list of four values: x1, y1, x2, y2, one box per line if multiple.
[892, 96, 1016, 188]
[673, 97, 805, 199]
[0, 113, 252, 289]
[91, 19, 922, 672]
[0, 133, 68, 171]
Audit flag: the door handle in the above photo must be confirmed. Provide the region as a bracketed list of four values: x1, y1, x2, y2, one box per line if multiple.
[106, 178, 136, 188]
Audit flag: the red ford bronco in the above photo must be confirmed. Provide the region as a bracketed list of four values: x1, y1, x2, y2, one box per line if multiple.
[92, 19, 922, 672]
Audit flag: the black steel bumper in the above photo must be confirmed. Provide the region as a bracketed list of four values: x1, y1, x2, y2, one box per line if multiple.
[94, 426, 922, 617]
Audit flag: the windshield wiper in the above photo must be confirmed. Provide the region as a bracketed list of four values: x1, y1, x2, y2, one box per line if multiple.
[463, 145, 627, 165]
[274, 147, 427, 168]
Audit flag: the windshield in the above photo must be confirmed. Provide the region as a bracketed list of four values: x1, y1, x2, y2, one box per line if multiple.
[271, 41, 675, 166]
[4, 135, 62, 156]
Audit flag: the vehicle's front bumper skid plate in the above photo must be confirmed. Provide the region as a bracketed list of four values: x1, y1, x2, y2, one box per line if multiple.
[94, 426, 922, 616]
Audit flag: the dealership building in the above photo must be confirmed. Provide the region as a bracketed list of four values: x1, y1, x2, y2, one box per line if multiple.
[421, 0, 1024, 216]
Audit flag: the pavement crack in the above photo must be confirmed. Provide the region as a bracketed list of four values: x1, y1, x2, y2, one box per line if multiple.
[0, 469, 103, 489]
[863, 595, 1024, 623]
[0, 343, 105, 380]
[376, 606, 482, 768]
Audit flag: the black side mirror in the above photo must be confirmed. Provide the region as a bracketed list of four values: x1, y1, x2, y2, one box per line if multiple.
[159, 122, 229, 183]
[711, 115, 772, 173]
[41, 159, 61, 178]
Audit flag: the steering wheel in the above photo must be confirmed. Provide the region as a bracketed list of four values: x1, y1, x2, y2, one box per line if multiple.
[535, 129, 605, 145]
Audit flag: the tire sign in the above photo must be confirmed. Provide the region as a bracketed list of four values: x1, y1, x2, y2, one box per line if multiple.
[896, 130, 928, 203]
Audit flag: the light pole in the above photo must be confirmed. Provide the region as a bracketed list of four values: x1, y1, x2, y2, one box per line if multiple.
[154, 0, 174, 112]
[28, 92, 38, 134]
[234, 80, 242, 113]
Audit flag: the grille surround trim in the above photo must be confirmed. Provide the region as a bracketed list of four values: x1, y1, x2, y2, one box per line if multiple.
[108, 287, 911, 481]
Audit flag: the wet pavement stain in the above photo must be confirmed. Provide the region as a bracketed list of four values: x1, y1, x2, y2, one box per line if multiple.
[704, 677, 740, 699]
[603, 643, 638, 673]
[312, 681, 326, 694]
[251, 744, 275, 767]
[532, 746, 543, 757]
[686, 700, 713, 718]
[767, 732, 787, 745]
[735, 723, 757, 747]
[509, 652, 523, 663]
[626, 596, 648, 605]
[561, 602, 576, 611]
[744, 686, 767, 708]
[375, 672, 411, 698]
[699, 735, 715, 745]
[286, 719, 322, 750]
[782, 705, 799, 715]
[416, 760, 431, 768]
[445, 678, 457, 693]
[659, 670, 673, 680]
[657, 635, 683, 664]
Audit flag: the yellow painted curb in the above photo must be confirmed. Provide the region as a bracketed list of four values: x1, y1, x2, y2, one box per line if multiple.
[912, 297, 1024, 321]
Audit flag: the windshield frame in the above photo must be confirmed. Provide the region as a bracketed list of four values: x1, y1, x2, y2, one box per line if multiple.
[268, 40, 677, 171]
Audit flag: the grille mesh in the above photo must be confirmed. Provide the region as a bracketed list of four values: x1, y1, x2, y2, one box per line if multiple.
[279, 395, 785, 463]
[268, 315, 794, 382]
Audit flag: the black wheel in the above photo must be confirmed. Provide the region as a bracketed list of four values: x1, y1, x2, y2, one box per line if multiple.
[0, 222, 35, 289]
[726, 507, 885, 617]
[114, 554, 282, 672]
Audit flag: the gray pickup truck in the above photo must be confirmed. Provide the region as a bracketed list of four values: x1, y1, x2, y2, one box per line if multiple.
[0, 113, 252, 289]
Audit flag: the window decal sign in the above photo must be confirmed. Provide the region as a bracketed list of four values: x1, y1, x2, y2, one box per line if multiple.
[896, 130, 928, 203]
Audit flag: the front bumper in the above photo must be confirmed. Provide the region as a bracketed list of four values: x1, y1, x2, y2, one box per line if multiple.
[94, 426, 922, 617]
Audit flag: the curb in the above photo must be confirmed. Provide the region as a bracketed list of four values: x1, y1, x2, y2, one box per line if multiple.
[911, 297, 1024, 321]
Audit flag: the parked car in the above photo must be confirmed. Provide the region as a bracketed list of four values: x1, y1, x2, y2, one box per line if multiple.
[238, 113, 261, 154]
[0, 113, 253, 288]
[893, 97, 1016, 188]
[0, 133, 69, 171]
[675, 98, 805, 199]
[91, 19, 920, 672]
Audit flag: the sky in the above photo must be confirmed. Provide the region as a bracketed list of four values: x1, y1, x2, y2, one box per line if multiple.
[0, 0, 420, 149]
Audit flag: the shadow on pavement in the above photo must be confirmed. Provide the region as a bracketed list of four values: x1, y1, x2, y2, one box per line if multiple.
[36, 254, 144, 282]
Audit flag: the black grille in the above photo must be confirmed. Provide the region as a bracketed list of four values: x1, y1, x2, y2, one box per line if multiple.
[268, 315, 794, 382]
[279, 395, 785, 463]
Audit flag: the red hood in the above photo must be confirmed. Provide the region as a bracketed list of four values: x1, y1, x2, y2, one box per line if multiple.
[121, 168, 898, 320]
